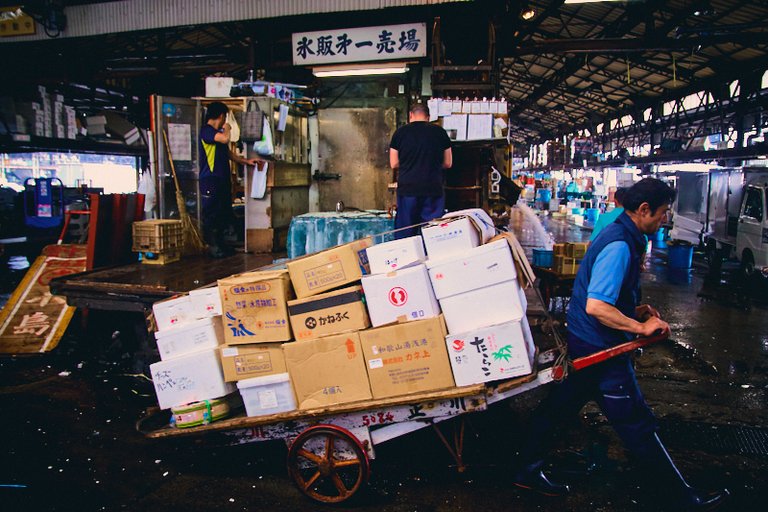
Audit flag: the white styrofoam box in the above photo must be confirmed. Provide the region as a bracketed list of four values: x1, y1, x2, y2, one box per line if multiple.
[439, 280, 524, 334]
[189, 287, 223, 319]
[422, 216, 481, 256]
[153, 295, 194, 331]
[427, 239, 516, 300]
[154, 316, 224, 361]
[421, 217, 481, 261]
[361, 264, 441, 327]
[237, 373, 297, 417]
[446, 320, 533, 386]
[205, 76, 235, 97]
[366, 235, 426, 275]
[150, 348, 235, 410]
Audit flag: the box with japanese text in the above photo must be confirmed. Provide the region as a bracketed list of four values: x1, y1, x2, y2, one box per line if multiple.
[287, 285, 370, 341]
[189, 286, 223, 319]
[361, 264, 441, 327]
[365, 235, 426, 275]
[283, 332, 372, 409]
[421, 216, 481, 261]
[152, 294, 193, 331]
[446, 320, 533, 386]
[219, 343, 286, 382]
[154, 316, 224, 361]
[287, 239, 372, 299]
[439, 280, 525, 334]
[150, 347, 235, 410]
[359, 315, 455, 399]
[218, 270, 293, 344]
[427, 239, 517, 300]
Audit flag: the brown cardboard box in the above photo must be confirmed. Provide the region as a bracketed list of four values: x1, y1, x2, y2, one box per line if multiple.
[218, 270, 293, 344]
[219, 343, 286, 382]
[566, 242, 589, 259]
[287, 239, 372, 299]
[287, 285, 370, 341]
[359, 316, 455, 399]
[553, 243, 567, 256]
[283, 332, 372, 409]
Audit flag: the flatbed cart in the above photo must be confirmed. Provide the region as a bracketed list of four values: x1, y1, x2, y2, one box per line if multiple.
[137, 333, 669, 504]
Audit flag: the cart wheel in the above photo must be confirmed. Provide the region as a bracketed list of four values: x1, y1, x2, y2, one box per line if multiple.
[287, 424, 370, 504]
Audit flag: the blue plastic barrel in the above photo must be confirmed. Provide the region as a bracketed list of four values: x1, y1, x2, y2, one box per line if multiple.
[585, 208, 600, 223]
[537, 189, 552, 203]
[532, 248, 554, 268]
[668, 244, 693, 269]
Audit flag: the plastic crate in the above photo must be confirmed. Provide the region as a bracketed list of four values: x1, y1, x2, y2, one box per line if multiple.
[132, 220, 183, 253]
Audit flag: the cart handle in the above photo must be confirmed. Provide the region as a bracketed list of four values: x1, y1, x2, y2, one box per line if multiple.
[551, 332, 670, 381]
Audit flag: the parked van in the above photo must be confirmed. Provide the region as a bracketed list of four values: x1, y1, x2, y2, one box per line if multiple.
[671, 167, 768, 273]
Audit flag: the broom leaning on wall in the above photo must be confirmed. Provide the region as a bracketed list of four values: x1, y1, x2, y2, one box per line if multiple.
[161, 129, 206, 255]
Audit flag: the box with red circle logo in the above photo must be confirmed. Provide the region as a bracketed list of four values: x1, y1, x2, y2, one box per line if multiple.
[361, 264, 441, 327]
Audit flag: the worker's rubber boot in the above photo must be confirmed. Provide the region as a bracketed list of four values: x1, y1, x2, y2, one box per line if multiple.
[513, 460, 570, 497]
[640, 433, 730, 511]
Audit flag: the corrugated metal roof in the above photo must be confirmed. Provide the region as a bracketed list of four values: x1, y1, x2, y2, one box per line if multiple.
[0, 0, 470, 43]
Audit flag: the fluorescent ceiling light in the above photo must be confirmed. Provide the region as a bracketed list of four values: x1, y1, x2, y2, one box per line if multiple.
[312, 62, 409, 77]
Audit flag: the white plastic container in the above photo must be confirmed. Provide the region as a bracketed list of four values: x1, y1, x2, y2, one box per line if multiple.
[153, 295, 193, 331]
[189, 287, 223, 319]
[439, 280, 525, 334]
[154, 316, 224, 361]
[365, 235, 426, 275]
[427, 239, 516, 300]
[421, 217, 480, 261]
[150, 347, 235, 410]
[237, 373, 297, 417]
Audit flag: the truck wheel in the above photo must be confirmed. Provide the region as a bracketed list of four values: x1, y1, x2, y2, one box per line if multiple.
[740, 251, 756, 279]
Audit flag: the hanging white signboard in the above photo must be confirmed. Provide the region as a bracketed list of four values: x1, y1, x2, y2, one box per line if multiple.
[292, 23, 427, 66]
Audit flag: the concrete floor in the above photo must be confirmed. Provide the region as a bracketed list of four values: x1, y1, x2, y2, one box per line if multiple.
[1, 207, 766, 511]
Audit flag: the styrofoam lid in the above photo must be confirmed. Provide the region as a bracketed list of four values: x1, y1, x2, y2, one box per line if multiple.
[236, 372, 290, 389]
[426, 238, 510, 269]
[154, 316, 220, 339]
[189, 286, 219, 297]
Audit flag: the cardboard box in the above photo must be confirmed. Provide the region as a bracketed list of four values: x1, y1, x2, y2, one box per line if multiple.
[219, 343, 286, 382]
[152, 295, 194, 331]
[439, 280, 525, 334]
[553, 243, 566, 256]
[361, 264, 441, 327]
[366, 235, 426, 275]
[287, 239, 372, 299]
[421, 217, 481, 261]
[150, 347, 235, 410]
[288, 285, 370, 340]
[359, 316, 455, 399]
[218, 270, 293, 344]
[155, 316, 225, 361]
[427, 239, 516, 300]
[446, 320, 533, 386]
[189, 286, 223, 319]
[283, 332, 372, 409]
[566, 242, 589, 259]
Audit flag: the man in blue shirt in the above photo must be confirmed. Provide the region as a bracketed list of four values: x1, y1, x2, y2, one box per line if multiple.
[199, 102, 259, 258]
[589, 187, 626, 241]
[514, 178, 729, 511]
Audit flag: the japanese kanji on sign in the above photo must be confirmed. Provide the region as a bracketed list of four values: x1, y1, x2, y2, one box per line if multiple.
[292, 23, 427, 66]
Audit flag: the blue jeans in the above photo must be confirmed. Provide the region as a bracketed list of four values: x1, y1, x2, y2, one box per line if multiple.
[395, 195, 445, 239]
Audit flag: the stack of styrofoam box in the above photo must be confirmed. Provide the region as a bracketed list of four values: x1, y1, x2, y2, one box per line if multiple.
[425, 234, 535, 387]
[361, 235, 441, 327]
[64, 105, 77, 140]
[37, 86, 52, 138]
[149, 291, 233, 410]
[53, 94, 65, 139]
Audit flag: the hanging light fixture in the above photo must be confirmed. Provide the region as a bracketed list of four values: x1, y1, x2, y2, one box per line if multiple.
[520, 7, 536, 21]
[312, 61, 409, 78]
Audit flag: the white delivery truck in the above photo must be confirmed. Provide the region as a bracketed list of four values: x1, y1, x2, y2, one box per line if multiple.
[671, 167, 768, 273]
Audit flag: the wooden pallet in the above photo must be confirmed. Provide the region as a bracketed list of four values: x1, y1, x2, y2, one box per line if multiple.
[139, 249, 181, 265]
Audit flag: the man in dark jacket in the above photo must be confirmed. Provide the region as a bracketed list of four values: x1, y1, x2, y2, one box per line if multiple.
[514, 178, 729, 511]
[389, 103, 452, 238]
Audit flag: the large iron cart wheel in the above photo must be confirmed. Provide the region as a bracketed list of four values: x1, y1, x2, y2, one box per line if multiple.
[287, 425, 370, 504]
